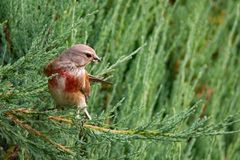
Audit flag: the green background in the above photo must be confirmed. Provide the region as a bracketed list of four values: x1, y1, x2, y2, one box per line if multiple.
[0, 0, 239, 159]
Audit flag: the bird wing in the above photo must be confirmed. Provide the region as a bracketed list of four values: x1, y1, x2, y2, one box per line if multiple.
[81, 74, 112, 101]
[82, 73, 90, 99]
[88, 74, 112, 85]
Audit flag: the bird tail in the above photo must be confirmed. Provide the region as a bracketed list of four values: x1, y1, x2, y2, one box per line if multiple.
[88, 74, 112, 85]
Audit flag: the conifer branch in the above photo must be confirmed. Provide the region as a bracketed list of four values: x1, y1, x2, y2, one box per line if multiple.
[4, 111, 74, 154]
[48, 115, 176, 138]
[7, 108, 240, 142]
[7, 109, 177, 140]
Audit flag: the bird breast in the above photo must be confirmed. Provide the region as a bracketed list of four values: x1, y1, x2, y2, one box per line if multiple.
[48, 67, 87, 106]
[48, 67, 85, 92]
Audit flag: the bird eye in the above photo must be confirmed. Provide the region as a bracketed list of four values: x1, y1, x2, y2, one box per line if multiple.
[85, 53, 92, 58]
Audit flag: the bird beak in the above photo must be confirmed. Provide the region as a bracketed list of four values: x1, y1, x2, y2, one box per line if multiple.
[93, 55, 101, 62]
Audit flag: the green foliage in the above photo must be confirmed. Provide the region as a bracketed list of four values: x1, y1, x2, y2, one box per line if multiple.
[0, 0, 240, 159]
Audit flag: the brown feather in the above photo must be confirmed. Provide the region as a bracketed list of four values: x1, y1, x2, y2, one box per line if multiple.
[83, 73, 91, 99]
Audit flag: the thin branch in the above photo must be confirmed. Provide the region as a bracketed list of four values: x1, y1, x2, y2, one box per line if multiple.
[5, 111, 74, 155]
[12, 109, 176, 138]
[48, 115, 72, 124]
[7, 108, 240, 144]
[47, 115, 176, 138]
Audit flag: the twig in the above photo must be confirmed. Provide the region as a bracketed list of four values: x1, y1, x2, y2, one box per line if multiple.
[47, 116, 175, 137]
[5, 111, 74, 154]
[48, 115, 72, 124]
[83, 124, 131, 135]
[10, 109, 176, 138]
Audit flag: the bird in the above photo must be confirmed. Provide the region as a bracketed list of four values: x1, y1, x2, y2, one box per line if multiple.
[43, 44, 108, 120]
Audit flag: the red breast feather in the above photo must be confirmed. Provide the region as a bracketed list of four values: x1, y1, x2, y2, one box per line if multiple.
[45, 64, 89, 106]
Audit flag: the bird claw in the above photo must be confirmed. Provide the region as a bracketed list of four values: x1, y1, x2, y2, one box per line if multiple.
[83, 108, 92, 120]
[77, 106, 92, 120]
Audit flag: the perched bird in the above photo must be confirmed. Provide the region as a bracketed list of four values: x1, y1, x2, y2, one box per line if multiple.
[44, 44, 107, 120]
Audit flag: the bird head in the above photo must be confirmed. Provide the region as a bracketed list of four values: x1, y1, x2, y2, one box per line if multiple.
[59, 44, 101, 67]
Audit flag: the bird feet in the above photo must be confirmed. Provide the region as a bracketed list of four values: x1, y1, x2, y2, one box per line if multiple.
[76, 106, 92, 120]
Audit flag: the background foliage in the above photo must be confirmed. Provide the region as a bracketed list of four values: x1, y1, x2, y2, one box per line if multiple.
[0, 0, 240, 159]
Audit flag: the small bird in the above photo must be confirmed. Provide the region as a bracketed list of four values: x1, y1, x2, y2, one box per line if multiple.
[44, 44, 107, 120]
